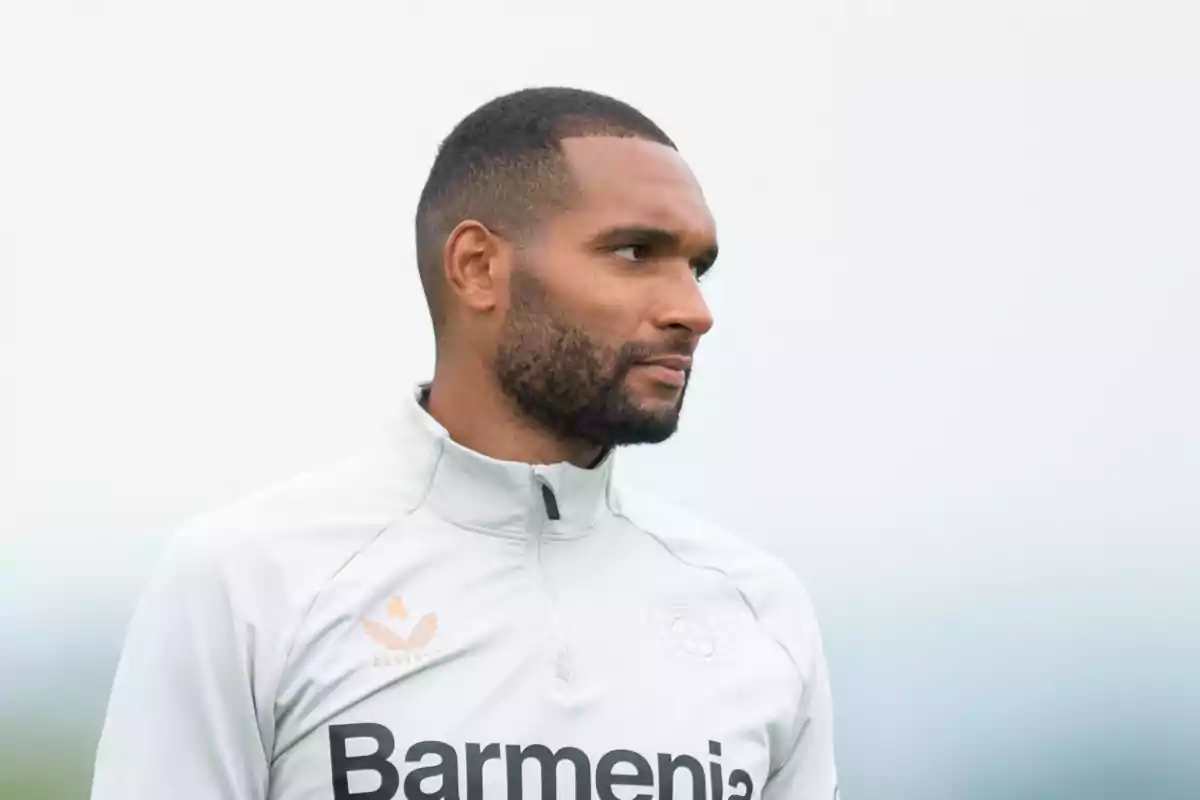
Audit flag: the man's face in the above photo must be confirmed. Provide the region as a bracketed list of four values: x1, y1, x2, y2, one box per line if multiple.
[492, 136, 718, 449]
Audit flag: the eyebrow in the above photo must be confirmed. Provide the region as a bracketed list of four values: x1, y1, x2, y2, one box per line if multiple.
[589, 225, 720, 269]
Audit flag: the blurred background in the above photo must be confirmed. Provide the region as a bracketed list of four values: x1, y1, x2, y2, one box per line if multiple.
[4, 1, 1199, 797]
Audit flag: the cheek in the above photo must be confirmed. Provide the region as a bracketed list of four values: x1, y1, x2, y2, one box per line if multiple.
[535, 270, 627, 334]
[569, 270, 650, 338]
[528, 244, 650, 341]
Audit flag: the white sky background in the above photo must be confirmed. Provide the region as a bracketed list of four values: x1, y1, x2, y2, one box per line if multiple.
[5, 0, 1200, 795]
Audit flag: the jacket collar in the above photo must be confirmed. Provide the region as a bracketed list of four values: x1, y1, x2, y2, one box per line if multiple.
[392, 384, 615, 538]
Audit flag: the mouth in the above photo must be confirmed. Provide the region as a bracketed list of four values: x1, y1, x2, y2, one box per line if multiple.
[637, 355, 692, 371]
[631, 356, 691, 389]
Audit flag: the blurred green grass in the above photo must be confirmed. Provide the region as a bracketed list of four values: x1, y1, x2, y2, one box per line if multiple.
[1, 726, 94, 800]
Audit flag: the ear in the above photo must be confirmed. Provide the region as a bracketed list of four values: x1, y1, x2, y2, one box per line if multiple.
[442, 220, 508, 315]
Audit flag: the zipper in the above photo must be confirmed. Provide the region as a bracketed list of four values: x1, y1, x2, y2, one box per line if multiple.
[531, 475, 556, 577]
[531, 475, 572, 684]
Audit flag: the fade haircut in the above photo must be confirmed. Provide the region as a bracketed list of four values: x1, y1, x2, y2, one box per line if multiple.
[414, 87, 677, 333]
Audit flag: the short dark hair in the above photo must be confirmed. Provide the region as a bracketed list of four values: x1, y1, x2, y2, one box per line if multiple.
[414, 86, 677, 332]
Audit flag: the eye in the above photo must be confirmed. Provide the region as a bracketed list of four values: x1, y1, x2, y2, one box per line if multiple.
[612, 244, 651, 262]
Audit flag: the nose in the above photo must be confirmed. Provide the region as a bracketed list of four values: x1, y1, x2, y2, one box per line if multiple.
[653, 262, 715, 338]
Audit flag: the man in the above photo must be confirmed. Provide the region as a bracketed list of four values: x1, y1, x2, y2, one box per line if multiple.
[92, 87, 839, 799]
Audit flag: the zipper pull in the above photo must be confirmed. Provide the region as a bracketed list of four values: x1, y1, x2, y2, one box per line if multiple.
[539, 481, 561, 521]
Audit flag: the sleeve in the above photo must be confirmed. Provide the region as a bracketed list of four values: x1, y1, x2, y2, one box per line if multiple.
[762, 617, 840, 800]
[91, 526, 271, 800]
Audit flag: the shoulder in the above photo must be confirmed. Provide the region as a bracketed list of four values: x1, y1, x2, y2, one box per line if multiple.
[151, 444, 416, 617]
[611, 483, 826, 680]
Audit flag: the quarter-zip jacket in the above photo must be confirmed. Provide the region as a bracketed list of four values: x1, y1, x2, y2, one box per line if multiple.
[92, 385, 839, 799]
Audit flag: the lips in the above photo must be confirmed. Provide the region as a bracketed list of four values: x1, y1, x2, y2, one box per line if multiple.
[631, 356, 691, 389]
[636, 355, 692, 371]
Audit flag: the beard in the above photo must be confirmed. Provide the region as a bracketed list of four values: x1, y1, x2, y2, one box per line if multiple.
[492, 265, 692, 450]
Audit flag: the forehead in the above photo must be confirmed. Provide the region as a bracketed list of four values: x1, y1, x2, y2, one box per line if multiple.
[553, 136, 717, 241]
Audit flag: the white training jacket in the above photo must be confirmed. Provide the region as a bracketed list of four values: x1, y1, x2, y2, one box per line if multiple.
[92, 385, 839, 800]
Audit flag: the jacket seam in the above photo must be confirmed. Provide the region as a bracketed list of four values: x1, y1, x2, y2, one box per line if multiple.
[268, 511, 411, 761]
[613, 508, 805, 683]
[613, 506, 811, 780]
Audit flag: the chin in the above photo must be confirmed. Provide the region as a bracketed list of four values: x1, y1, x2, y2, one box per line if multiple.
[604, 406, 683, 447]
[632, 394, 683, 417]
[625, 374, 687, 403]
[582, 380, 688, 447]
[605, 422, 679, 448]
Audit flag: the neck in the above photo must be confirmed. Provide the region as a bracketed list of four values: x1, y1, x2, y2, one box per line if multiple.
[425, 361, 604, 469]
